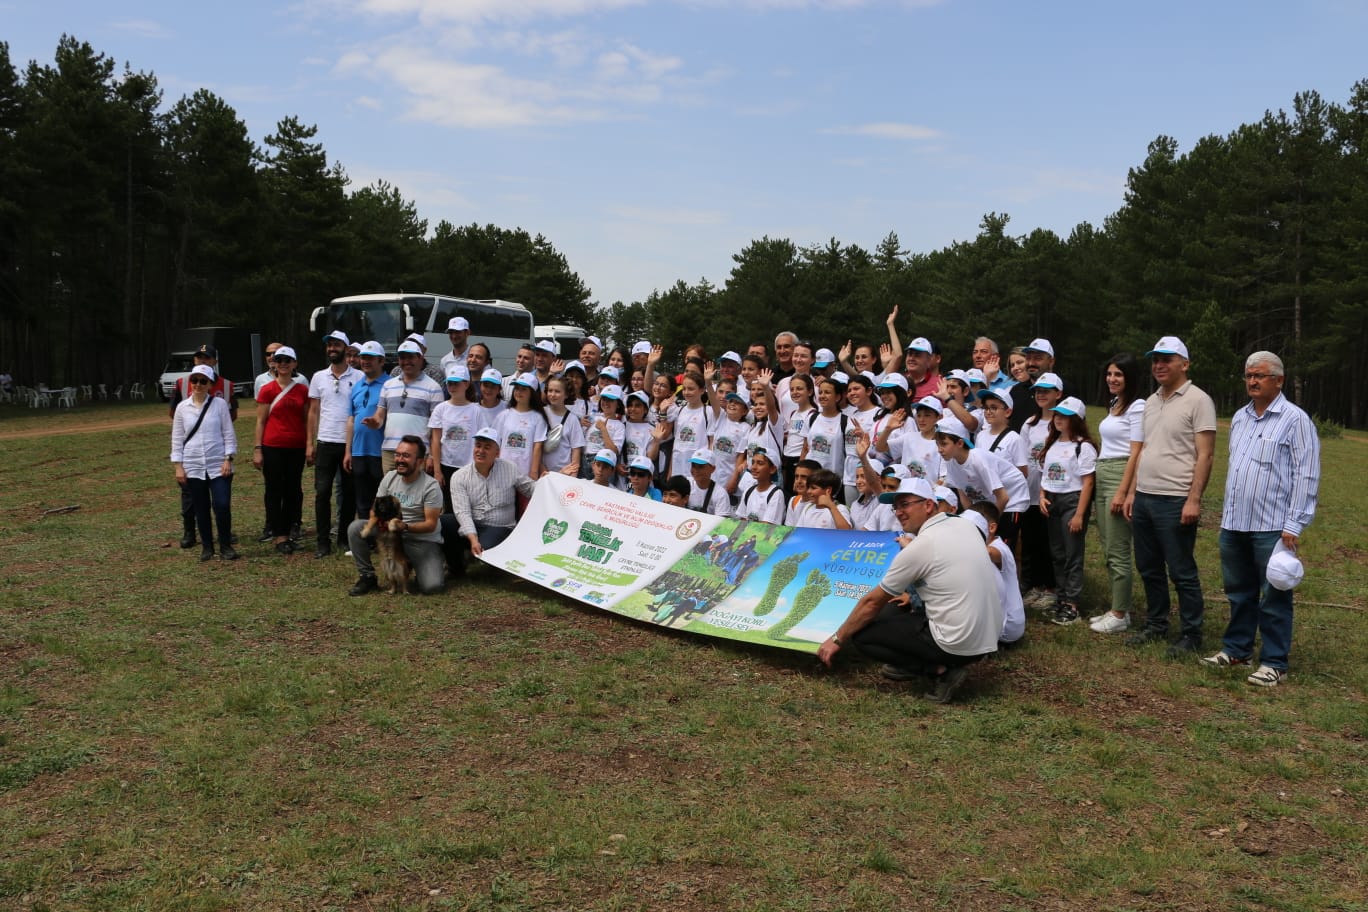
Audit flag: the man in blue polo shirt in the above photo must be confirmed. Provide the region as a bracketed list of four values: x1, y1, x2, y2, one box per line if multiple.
[344, 341, 388, 520]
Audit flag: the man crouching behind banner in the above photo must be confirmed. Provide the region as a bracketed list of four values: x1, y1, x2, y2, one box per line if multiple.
[817, 477, 1002, 703]
[443, 426, 537, 577]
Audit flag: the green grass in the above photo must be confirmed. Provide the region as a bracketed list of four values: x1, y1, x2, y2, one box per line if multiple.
[0, 402, 1365, 910]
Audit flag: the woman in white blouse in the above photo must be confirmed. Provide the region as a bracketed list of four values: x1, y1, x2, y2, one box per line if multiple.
[171, 365, 238, 561]
[1090, 355, 1145, 634]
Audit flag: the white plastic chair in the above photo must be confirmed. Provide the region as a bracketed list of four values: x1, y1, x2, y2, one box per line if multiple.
[111, 384, 123, 401]
[58, 388, 77, 408]
[97, 384, 107, 400]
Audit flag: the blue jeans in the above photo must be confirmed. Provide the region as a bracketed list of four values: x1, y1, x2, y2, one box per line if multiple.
[1219, 529, 1293, 670]
[1131, 492, 1204, 639]
[186, 474, 233, 550]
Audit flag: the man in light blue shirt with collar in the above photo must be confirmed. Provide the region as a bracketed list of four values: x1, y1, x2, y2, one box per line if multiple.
[1201, 352, 1320, 687]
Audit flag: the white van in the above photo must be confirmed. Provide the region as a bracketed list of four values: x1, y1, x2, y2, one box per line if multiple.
[534, 324, 589, 360]
[312, 294, 534, 372]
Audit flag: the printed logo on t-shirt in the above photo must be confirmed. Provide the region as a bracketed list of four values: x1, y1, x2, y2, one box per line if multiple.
[587, 426, 604, 448]
[965, 483, 988, 503]
[1030, 441, 1046, 463]
[907, 460, 927, 479]
[507, 430, 528, 451]
[715, 436, 736, 456]
[677, 424, 697, 445]
[625, 441, 640, 459]
[810, 434, 832, 456]
[1046, 461, 1066, 483]
[445, 425, 469, 442]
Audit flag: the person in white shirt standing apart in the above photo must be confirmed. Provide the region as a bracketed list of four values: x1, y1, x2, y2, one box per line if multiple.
[1201, 351, 1320, 687]
[307, 331, 363, 558]
[171, 364, 238, 562]
[1124, 336, 1217, 657]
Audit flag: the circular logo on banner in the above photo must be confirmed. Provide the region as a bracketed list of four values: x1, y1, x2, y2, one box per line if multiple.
[561, 487, 580, 506]
[675, 518, 702, 540]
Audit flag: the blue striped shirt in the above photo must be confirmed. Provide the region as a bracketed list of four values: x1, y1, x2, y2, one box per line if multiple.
[1221, 393, 1320, 535]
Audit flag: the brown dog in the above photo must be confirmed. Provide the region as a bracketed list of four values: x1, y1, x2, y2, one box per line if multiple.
[361, 496, 412, 594]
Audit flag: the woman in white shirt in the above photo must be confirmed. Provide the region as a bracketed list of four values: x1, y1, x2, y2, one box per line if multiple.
[171, 365, 238, 561]
[1090, 356, 1146, 634]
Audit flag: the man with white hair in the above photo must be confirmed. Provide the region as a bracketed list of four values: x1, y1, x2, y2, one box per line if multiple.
[971, 336, 1014, 391]
[1124, 336, 1217, 656]
[772, 331, 798, 381]
[1201, 351, 1320, 686]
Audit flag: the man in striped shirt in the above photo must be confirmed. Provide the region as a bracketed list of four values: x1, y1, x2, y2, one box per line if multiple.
[1201, 352, 1320, 687]
[445, 427, 537, 576]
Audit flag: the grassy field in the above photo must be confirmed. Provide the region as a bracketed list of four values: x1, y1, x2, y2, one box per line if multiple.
[1, 401, 1365, 911]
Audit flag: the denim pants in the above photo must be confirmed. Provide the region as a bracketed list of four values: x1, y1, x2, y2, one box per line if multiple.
[1131, 492, 1204, 638]
[1219, 529, 1293, 670]
[185, 474, 233, 550]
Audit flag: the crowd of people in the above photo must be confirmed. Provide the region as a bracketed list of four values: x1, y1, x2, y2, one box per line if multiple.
[167, 312, 1322, 700]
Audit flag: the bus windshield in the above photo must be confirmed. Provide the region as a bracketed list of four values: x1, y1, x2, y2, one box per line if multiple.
[327, 301, 406, 348]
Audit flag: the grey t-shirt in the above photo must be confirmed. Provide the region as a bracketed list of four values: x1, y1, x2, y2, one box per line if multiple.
[376, 471, 444, 543]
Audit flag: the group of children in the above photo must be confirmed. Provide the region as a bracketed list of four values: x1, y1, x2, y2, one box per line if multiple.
[423, 334, 1109, 649]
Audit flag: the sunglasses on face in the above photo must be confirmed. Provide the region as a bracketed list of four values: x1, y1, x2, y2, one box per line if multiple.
[190, 377, 210, 385]
[629, 469, 652, 478]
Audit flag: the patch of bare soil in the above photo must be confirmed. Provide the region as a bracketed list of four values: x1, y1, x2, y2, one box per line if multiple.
[0, 414, 166, 440]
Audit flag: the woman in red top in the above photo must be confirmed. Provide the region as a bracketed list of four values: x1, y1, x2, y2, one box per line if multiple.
[253, 346, 310, 554]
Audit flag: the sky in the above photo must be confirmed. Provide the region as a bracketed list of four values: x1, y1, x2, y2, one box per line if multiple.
[8, 1, 1368, 310]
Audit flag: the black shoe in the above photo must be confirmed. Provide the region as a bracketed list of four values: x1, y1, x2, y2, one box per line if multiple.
[1126, 627, 1167, 647]
[230, 534, 239, 546]
[1166, 635, 1202, 658]
[314, 543, 332, 559]
[289, 523, 303, 542]
[349, 575, 379, 597]
[200, 548, 215, 562]
[926, 666, 970, 704]
[220, 546, 240, 561]
[257, 527, 273, 543]
[180, 532, 197, 549]
[275, 540, 297, 555]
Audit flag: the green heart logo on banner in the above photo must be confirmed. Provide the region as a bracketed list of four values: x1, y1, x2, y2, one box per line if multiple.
[542, 519, 569, 544]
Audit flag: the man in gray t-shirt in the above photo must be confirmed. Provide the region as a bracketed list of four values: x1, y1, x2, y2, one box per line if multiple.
[346, 435, 446, 596]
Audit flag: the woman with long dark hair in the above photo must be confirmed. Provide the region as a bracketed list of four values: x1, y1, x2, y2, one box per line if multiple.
[1090, 354, 1146, 634]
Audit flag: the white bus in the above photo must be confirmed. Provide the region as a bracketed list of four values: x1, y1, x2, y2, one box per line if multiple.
[311, 293, 534, 372]
[533, 324, 589, 360]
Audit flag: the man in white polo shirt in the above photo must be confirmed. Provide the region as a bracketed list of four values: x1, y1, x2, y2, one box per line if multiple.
[307, 330, 363, 558]
[817, 477, 1002, 703]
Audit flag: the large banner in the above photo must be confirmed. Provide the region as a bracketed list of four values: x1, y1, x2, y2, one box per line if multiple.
[480, 474, 901, 653]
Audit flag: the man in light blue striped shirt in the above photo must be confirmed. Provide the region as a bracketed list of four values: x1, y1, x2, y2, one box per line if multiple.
[1202, 352, 1320, 687]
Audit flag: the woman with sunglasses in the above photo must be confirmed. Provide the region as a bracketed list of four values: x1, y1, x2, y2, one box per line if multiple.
[172, 364, 238, 561]
[253, 345, 310, 555]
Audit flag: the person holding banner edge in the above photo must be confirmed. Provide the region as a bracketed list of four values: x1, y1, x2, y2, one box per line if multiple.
[817, 476, 1002, 703]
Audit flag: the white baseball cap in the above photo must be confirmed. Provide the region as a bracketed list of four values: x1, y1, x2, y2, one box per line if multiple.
[905, 336, 934, 353]
[719, 350, 742, 364]
[323, 330, 351, 346]
[1023, 338, 1055, 357]
[1266, 541, 1305, 591]
[935, 416, 975, 447]
[878, 476, 936, 504]
[447, 317, 470, 332]
[396, 340, 423, 356]
[913, 395, 944, 415]
[1051, 396, 1087, 419]
[272, 345, 298, 362]
[690, 448, 715, 465]
[814, 348, 836, 367]
[445, 365, 470, 383]
[358, 340, 385, 358]
[1147, 336, 1190, 360]
[1032, 372, 1064, 391]
[627, 455, 655, 472]
[535, 339, 558, 355]
[934, 484, 956, 504]
[190, 364, 216, 381]
[480, 368, 503, 385]
[877, 373, 909, 392]
[964, 510, 990, 540]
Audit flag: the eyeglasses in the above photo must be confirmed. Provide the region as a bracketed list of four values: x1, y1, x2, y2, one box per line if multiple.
[629, 469, 652, 477]
[1243, 372, 1274, 381]
[189, 376, 210, 385]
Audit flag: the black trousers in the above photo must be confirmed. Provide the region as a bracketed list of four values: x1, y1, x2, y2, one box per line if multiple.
[313, 441, 354, 547]
[261, 445, 305, 538]
[851, 602, 986, 674]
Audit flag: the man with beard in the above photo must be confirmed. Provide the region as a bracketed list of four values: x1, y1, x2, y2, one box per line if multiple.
[346, 435, 446, 596]
[1008, 338, 1064, 433]
[307, 331, 363, 557]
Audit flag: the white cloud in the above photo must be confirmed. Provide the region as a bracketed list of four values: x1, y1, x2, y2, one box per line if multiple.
[823, 122, 942, 141]
[355, 0, 645, 24]
[1002, 167, 1124, 204]
[111, 19, 172, 39]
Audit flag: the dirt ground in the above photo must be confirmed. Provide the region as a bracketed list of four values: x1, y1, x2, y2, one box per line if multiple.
[0, 414, 167, 440]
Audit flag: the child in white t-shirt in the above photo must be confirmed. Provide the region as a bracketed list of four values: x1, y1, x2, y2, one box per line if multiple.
[795, 468, 852, 530]
[969, 503, 1026, 646]
[1039, 397, 1097, 626]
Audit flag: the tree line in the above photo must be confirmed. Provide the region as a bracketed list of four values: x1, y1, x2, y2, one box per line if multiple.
[2, 37, 1364, 426]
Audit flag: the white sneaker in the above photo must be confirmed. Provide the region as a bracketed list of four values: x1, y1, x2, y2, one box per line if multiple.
[1246, 665, 1286, 687]
[1090, 612, 1130, 634]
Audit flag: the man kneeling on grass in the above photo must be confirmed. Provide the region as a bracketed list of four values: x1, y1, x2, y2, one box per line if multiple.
[347, 434, 446, 596]
[817, 477, 1003, 703]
